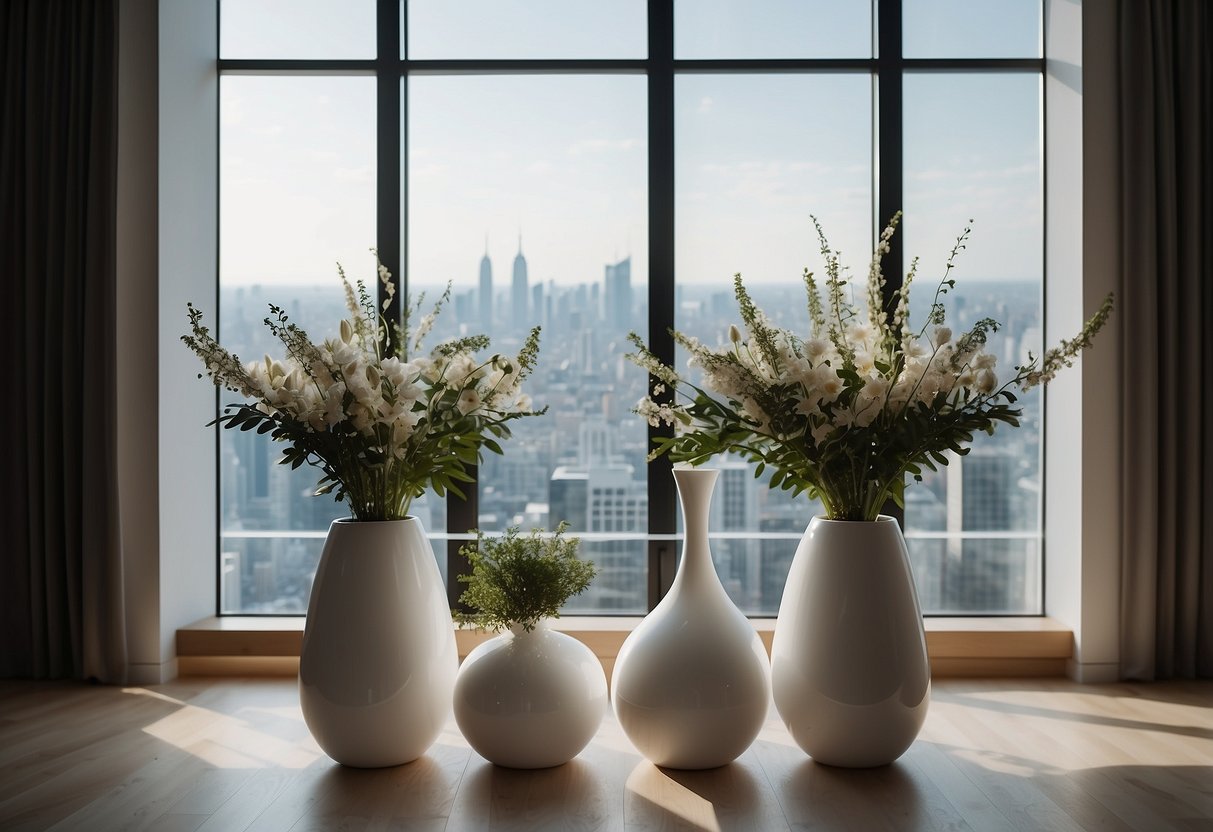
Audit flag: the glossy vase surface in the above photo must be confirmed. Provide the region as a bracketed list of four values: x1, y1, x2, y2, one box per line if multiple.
[299, 517, 457, 768]
[771, 515, 930, 767]
[611, 468, 771, 770]
[454, 621, 607, 769]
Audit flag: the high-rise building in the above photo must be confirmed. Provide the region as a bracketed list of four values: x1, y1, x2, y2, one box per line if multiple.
[512, 235, 528, 328]
[531, 281, 544, 329]
[603, 255, 632, 328]
[549, 467, 588, 530]
[478, 238, 493, 327]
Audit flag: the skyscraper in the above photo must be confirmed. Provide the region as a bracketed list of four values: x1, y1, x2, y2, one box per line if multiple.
[603, 255, 632, 328]
[512, 235, 528, 329]
[478, 237, 492, 328]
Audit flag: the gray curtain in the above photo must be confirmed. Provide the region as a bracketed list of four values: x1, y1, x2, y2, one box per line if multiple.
[0, 0, 128, 682]
[1119, 0, 1213, 680]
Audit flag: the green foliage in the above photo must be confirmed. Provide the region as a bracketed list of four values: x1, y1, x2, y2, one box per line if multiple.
[182, 253, 545, 522]
[626, 215, 1114, 522]
[455, 523, 596, 633]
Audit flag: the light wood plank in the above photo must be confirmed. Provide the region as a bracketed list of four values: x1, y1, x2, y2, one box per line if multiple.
[1, 678, 1211, 832]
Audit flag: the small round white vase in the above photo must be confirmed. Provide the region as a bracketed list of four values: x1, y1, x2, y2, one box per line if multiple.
[611, 468, 771, 770]
[771, 515, 930, 768]
[299, 517, 458, 768]
[454, 621, 607, 769]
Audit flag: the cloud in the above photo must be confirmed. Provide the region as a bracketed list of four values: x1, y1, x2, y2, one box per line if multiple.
[334, 165, 373, 184]
[567, 138, 643, 156]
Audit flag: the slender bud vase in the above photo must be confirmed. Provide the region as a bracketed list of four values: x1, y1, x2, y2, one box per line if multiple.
[611, 468, 771, 769]
[299, 518, 458, 768]
[771, 515, 930, 767]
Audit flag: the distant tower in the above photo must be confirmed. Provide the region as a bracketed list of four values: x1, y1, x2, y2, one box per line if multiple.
[478, 236, 493, 327]
[511, 234, 529, 328]
[531, 281, 544, 329]
[603, 255, 632, 328]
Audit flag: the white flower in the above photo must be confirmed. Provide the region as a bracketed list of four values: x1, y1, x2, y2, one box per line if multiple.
[795, 397, 820, 418]
[846, 322, 874, 349]
[514, 393, 532, 413]
[917, 371, 944, 404]
[904, 338, 930, 360]
[456, 388, 482, 415]
[976, 367, 998, 394]
[805, 338, 831, 362]
[858, 375, 889, 403]
[414, 355, 440, 383]
[973, 352, 997, 370]
[379, 357, 410, 389]
[323, 382, 347, 427]
[853, 350, 875, 375]
[809, 364, 843, 402]
[728, 324, 742, 344]
[933, 326, 952, 347]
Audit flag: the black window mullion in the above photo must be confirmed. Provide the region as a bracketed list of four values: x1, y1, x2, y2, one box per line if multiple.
[376, 0, 402, 331]
[877, 0, 905, 527]
[647, 0, 676, 607]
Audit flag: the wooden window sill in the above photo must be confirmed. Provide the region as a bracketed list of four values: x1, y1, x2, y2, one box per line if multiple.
[176, 616, 1072, 679]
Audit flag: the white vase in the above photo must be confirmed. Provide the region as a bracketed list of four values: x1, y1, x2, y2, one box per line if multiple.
[611, 468, 771, 770]
[453, 621, 607, 769]
[771, 515, 930, 768]
[299, 517, 458, 768]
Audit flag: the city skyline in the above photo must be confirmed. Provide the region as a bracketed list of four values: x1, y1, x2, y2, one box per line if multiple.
[217, 230, 1044, 618]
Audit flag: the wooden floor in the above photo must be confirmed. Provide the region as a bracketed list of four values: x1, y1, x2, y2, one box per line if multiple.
[1, 678, 1210, 831]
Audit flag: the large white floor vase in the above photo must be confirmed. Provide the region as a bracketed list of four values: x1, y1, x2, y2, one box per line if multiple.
[611, 467, 771, 770]
[771, 515, 930, 768]
[299, 517, 458, 768]
[454, 621, 607, 769]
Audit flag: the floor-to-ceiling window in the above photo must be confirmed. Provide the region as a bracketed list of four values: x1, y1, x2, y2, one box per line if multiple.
[216, 0, 1044, 616]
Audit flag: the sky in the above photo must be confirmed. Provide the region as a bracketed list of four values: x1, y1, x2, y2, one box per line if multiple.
[218, 0, 1042, 290]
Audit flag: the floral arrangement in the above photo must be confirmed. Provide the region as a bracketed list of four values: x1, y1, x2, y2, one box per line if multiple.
[628, 214, 1113, 522]
[455, 523, 597, 633]
[182, 254, 544, 521]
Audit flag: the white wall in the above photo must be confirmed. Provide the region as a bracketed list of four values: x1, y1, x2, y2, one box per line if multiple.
[155, 0, 219, 680]
[1044, 0, 1123, 683]
[117, 0, 162, 682]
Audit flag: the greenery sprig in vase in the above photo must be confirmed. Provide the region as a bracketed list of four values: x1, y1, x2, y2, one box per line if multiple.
[627, 213, 1113, 521]
[182, 253, 545, 521]
[452, 523, 605, 768]
[455, 523, 596, 632]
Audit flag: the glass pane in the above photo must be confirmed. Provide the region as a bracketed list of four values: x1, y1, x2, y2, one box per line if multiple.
[220, 0, 376, 59]
[675, 73, 873, 614]
[675, 0, 871, 59]
[903, 0, 1041, 59]
[219, 75, 377, 612]
[907, 536, 1041, 613]
[902, 72, 1043, 614]
[409, 74, 649, 614]
[407, 0, 646, 59]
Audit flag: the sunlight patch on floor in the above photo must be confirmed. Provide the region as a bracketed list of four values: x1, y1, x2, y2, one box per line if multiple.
[131, 697, 321, 769]
[626, 761, 722, 832]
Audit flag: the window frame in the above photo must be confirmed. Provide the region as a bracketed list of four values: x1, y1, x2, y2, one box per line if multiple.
[214, 0, 1047, 617]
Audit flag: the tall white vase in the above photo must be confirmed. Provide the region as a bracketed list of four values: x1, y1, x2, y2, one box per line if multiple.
[611, 468, 771, 770]
[299, 517, 458, 768]
[454, 621, 607, 769]
[771, 515, 930, 768]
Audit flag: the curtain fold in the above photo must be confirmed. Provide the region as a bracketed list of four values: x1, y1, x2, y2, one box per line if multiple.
[0, 0, 127, 682]
[1119, 0, 1213, 680]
